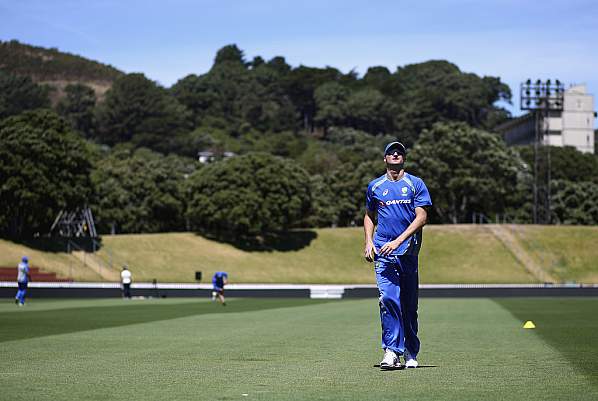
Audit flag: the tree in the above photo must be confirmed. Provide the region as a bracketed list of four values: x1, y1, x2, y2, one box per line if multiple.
[286, 66, 345, 132]
[551, 180, 598, 225]
[362, 66, 393, 94]
[96, 73, 190, 152]
[345, 88, 397, 134]
[0, 110, 92, 237]
[0, 70, 50, 119]
[306, 159, 386, 228]
[516, 145, 598, 184]
[304, 174, 339, 227]
[172, 49, 298, 135]
[391, 61, 511, 145]
[314, 82, 349, 128]
[213, 44, 246, 67]
[186, 153, 311, 242]
[331, 160, 385, 226]
[57, 83, 96, 137]
[90, 148, 193, 234]
[408, 122, 522, 223]
[170, 74, 219, 126]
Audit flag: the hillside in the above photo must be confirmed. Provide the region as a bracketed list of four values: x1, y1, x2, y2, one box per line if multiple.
[0, 39, 124, 101]
[1, 225, 596, 284]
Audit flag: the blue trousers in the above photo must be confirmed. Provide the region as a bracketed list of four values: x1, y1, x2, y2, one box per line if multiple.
[374, 254, 420, 357]
[15, 281, 28, 304]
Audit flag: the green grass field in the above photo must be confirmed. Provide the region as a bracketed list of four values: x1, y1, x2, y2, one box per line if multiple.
[3, 225, 597, 284]
[1, 297, 597, 400]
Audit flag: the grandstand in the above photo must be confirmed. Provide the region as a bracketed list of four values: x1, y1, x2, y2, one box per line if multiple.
[0, 266, 71, 282]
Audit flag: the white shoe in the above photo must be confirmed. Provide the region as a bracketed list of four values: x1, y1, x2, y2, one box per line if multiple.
[404, 349, 418, 368]
[380, 349, 399, 369]
[211, 291, 217, 301]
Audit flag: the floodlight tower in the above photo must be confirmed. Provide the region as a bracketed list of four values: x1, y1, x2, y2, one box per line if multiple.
[520, 79, 565, 224]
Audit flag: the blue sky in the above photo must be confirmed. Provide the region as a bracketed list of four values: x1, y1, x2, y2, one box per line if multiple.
[1, 0, 597, 120]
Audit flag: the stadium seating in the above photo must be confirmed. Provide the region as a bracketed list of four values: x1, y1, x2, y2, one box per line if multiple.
[0, 267, 72, 282]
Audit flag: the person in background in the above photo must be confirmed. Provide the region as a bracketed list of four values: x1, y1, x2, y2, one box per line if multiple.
[15, 256, 31, 306]
[121, 265, 132, 299]
[211, 271, 228, 306]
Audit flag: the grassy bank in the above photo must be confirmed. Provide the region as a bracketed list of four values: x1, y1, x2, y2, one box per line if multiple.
[512, 225, 598, 283]
[0, 239, 102, 281]
[0, 225, 596, 283]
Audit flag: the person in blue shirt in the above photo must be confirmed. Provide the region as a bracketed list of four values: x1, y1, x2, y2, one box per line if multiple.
[211, 271, 228, 306]
[364, 141, 432, 369]
[15, 256, 31, 306]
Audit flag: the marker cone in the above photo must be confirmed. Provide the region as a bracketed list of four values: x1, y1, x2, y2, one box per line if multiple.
[523, 320, 536, 329]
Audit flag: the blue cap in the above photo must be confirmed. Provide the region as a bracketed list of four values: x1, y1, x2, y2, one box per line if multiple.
[22, 256, 28, 263]
[384, 141, 406, 155]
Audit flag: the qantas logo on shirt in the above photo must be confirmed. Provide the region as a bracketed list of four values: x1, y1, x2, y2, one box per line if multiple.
[379, 199, 412, 206]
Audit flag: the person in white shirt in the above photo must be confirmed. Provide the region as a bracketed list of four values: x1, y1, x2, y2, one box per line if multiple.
[121, 265, 132, 299]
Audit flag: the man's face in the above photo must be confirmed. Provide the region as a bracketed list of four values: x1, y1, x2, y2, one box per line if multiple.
[384, 149, 404, 165]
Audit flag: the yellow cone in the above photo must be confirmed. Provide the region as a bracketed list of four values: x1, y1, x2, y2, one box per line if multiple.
[523, 321, 536, 329]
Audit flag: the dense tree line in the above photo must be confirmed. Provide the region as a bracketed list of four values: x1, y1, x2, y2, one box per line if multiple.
[0, 44, 597, 240]
[1, 43, 514, 151]
[0, 40, 123, 83]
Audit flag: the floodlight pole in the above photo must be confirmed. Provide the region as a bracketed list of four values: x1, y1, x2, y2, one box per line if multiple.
[533, 111, 540, 224]
[545, 108, 552, 224]
[520, 79, 564, 225]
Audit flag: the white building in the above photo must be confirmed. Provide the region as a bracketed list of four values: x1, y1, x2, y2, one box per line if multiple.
[497, 84, 595, 153]
[197, 150, 237, 164]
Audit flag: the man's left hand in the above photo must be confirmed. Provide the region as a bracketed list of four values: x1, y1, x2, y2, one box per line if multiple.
[379, 238, 402, 256]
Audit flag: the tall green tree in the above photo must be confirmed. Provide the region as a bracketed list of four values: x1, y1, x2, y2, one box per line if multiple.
[0, 110, 92, 237]
[286, 66, 345, 132]
[57, 83, 96, 137]
[306, 158, 386, 228]
[172, 49, 297, 134]
[170, 74, 219, 127]
[90, 148, 193, 234]
[186, 153, 311, 241]
[408, 122, 522, 223]
[362, 66, 393, 95]
[392, 61, 511, 145]
[96, 73, 190, 152]
[313, 81, 349, 128]
[213, 44, 247, 67]
[242, 58, 297, 132]
[0, 70, 50, 119]
[516, 145, 598, 184]
[551, 180, 598, 225]
[345, 88, 397, 134]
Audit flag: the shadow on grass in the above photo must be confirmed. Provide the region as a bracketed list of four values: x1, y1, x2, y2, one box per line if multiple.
[0, 298, 329, 343]
[5, 237, 103, 254]
[495, 298, 598, 386]
[194, 229, 318, 252]
[373, 364, 437, 370]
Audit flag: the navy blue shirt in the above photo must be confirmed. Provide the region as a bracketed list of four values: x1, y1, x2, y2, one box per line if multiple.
[366, 172, 432, 256]
[212, 271, 228, 288]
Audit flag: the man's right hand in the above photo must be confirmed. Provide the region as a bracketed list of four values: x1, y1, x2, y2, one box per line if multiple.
[364, 242, 376, 262]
